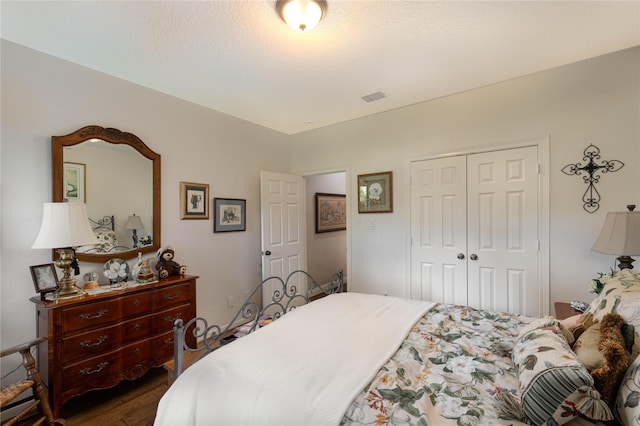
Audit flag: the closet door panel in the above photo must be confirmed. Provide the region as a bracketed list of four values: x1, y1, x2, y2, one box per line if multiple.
[410, 156, 467, 303]
[467, 146, 539, 315]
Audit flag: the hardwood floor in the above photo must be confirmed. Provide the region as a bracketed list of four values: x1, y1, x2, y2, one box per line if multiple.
[58, 368, 167, 426]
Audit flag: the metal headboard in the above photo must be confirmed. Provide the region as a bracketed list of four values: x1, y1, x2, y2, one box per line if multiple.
[172, 270, 344, 380]
[89, 215, 115, 231]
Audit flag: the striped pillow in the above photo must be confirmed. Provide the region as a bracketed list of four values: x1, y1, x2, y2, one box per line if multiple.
[513, 322, 612, 425]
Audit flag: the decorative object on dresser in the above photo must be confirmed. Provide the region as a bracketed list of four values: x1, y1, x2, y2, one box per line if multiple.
[153, 247, 186, 278]
[30, 263, 59, 300]
[357, 171, 393, 213]
[592, 204, 640, 270]
[30, 274, 198, 418]
[560, 144, 624, 213]
[213, 198, 246, 232]
[31, 203, 98, 299]
[125, 214, 144, 248]
[180, 182, 209, 220]
[315, 193, 346, 233]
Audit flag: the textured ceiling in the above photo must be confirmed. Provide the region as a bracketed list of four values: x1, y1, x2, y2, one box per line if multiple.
[2, 1, 639, 135]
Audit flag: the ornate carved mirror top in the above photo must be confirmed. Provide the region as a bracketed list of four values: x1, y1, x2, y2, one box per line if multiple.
[52, 125, 161, 262]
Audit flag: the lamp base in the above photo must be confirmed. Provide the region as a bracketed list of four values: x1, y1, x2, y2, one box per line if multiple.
[617, 255, 635, 270]
[54, 248, 86, 299]
[54, 286, 86, 299]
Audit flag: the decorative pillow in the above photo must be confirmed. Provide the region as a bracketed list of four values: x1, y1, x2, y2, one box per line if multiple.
[94, 230, 117, 253]
[615, 351, 640, 425]
[513, 323, 613, 425]
[517, 315, 558, 339]
[561, 312, 594, 340]
[573, 323, 605, 371]
[588, 269, 640, 336]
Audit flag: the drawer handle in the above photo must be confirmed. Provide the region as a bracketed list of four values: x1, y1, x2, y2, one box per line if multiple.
[133, 323, 141, 331]
[79, 309, 108, 320]
[133, 299, 140, 307]
[163, 291, 182, 300]
[80, 335, 108, 347]
[164, 313, 182, 323]
[79, 361, 109, 376]
[134, 348, 140, 355]
[164, 338, 174, 344]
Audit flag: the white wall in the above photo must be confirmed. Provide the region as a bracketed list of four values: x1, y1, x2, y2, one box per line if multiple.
[2, 39, 639, 377]
[290, 47, 640, 309]
[0, 40, 292, 359]
[305, 172, 347, 286]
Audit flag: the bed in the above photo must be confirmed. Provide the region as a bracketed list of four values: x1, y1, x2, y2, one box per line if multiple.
[155, 269, 640, 426]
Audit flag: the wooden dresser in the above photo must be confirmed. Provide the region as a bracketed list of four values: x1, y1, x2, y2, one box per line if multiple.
[30, 275, 197, 418]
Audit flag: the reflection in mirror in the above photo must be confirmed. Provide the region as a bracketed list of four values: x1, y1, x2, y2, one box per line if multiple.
[52, 126, 161, 262]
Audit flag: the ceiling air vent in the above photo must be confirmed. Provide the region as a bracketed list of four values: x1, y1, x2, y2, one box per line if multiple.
[360, 91, 386, 103]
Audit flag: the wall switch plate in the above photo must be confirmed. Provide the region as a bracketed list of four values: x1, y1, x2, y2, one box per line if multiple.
[226, 296, 234, 308]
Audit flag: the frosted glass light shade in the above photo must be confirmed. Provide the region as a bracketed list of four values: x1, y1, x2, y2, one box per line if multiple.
[32, 203, 98, 249]
[277, 0, 326, 32]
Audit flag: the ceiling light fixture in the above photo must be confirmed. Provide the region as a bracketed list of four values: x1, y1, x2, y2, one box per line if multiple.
[276, 0, 327, 32]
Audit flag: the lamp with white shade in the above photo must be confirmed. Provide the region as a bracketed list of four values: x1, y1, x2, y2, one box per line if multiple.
[125, 214, 144, 248]
[591, 204, 640, 270]
[31, 203, 98, 298]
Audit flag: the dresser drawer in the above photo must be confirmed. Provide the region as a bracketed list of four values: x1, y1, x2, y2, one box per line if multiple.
[151, 330, 176, 363]
[63, 299, 122, 334]
[62, 339, 152, 391]
[154, 281, 194, 309]
[62, 315, 153, 363]
[121, 292, 152, 319]
[154, 303, 194, 334]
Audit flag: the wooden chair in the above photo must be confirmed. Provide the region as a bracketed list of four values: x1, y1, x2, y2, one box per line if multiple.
[1, 337, 63, 425]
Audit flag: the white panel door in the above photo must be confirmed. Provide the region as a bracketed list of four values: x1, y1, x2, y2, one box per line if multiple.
[467, 146, 539, 316]
[260, 171, 306, 307]
[410, 155, 467, 304]
[410, 146, 540, 316]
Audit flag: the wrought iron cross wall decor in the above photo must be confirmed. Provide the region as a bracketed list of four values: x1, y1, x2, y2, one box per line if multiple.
[561, 144, 624, 213]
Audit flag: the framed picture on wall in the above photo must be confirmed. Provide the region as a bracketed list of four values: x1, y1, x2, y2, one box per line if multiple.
[30, 263, 58, 299]
[180, 182, 209, 220]
[63, 162, 86, 203]
[358, 171, 393, 213]
[315, 193, 346, 233]
[214, 198, 246, 232]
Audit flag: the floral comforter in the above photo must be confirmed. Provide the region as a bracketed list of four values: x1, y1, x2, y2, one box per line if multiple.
[341, 304, 534, 426]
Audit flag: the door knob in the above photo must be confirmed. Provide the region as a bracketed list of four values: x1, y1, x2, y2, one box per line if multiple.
[457, 253, 465, 260]
[470, 254, 478, 261]
[263, 251, 271, 256]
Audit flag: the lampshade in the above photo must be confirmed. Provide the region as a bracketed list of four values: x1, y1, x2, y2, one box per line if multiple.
[32, 203, 97, 249]
[125, 214, 144, 230]
[592, 205, 640, 269]
[276, 0, 326, 32]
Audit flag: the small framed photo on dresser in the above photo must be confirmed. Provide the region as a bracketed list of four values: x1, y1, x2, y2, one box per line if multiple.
[30, 263, 58, 299]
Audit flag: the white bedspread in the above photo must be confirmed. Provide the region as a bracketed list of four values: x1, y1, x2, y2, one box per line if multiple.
[154, 292, 435, 426]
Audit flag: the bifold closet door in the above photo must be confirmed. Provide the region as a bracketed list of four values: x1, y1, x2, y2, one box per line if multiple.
[466, 146, 539, 316]
[410, 146, 539, 316]
[410, 155, 468, 305]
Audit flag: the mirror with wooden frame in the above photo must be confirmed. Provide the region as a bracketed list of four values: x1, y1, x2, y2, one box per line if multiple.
[52, 125, 161, 262]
